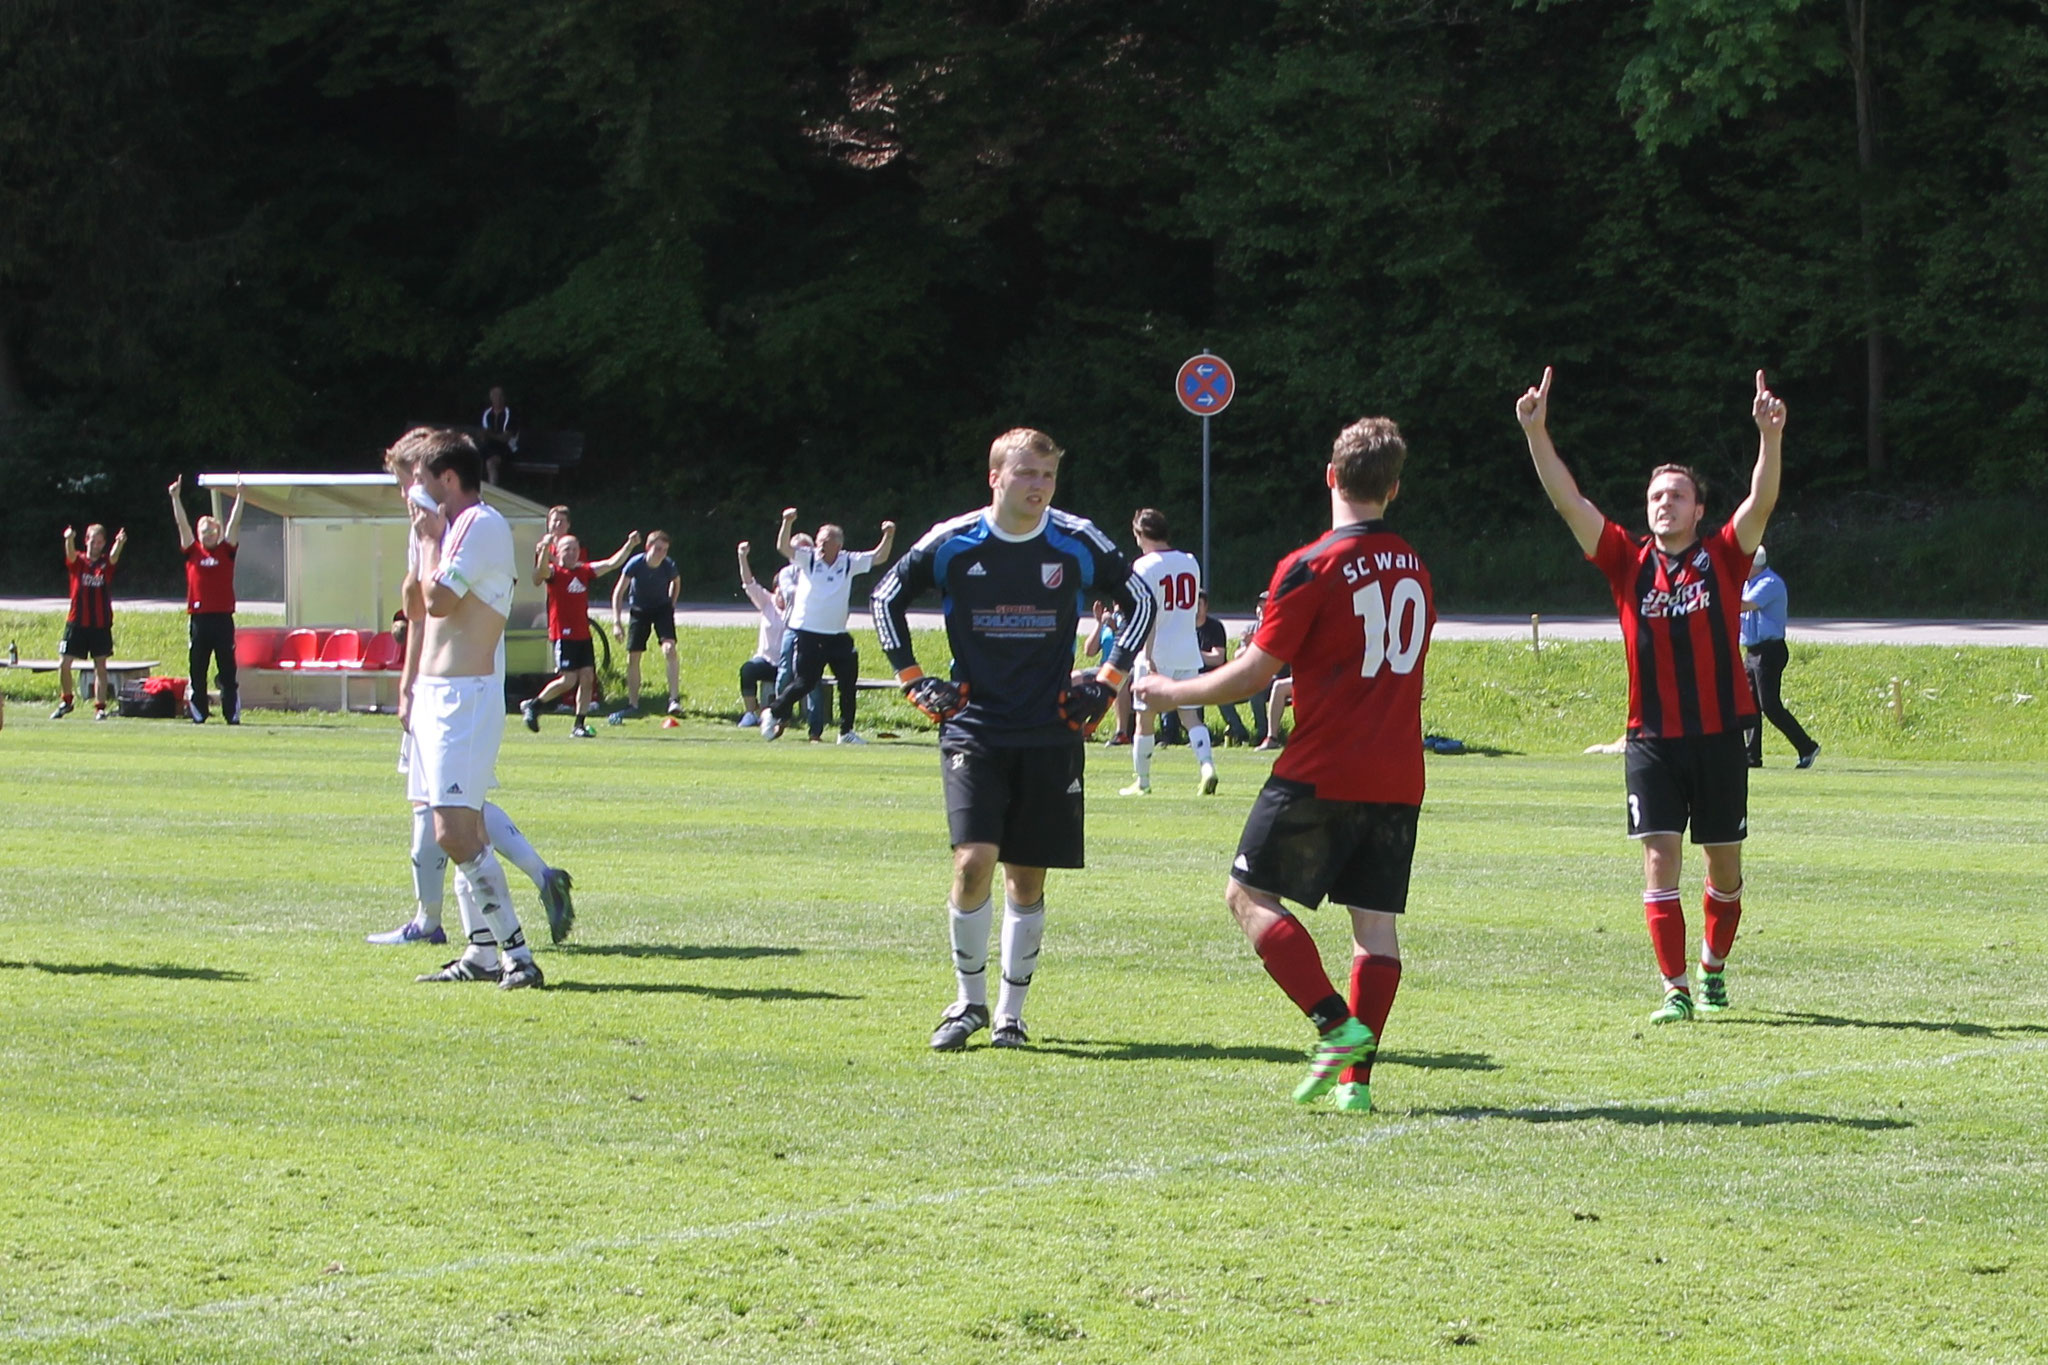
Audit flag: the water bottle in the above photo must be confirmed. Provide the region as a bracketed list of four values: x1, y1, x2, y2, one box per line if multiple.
[5, 640, 16, 667]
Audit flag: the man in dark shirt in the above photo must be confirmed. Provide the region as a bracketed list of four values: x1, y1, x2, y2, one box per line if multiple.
[873, 428, 1156, 1052]
[610, 529, 683, 717]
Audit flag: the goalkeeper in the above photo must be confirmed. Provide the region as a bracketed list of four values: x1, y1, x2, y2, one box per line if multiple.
[871, 427, 1156, 1053]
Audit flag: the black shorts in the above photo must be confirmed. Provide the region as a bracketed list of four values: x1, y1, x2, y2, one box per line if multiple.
[554, 637, 596, 672]
[1232, 776, 1418, 912]
[941, 736, 1087, 870]
[1624, 731, 1749, 844]
[627, 611, 676, 651]
[61, 624, 113, 660]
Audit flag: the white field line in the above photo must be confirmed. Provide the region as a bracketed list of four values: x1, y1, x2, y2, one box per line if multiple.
[8, 1036, 2045, 1344]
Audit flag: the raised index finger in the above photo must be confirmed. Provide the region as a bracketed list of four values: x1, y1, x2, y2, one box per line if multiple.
[1755, 369, 1768, 396]
[1538, 365, 1553, 398]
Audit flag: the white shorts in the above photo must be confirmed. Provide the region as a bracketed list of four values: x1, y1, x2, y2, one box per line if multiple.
[1132, 659, 1203, 713]
[410, 676, 504, 811]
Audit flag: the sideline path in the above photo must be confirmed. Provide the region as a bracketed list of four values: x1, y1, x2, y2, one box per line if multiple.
[4, 600, 2043, 647]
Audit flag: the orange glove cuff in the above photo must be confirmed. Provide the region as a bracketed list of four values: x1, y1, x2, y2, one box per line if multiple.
[1095, 664, 1127, 689]
[895, 665, 925, 685]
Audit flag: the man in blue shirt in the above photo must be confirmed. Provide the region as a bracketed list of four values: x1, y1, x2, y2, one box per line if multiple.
[1740, 547, 1819, 769]
[610, 530, 682, 716]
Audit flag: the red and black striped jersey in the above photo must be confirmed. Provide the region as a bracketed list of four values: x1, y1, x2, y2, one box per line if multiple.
[66, 555, 116, 629]
[1591, 520, 1757, 738]
[1254, 520, 1434, 805]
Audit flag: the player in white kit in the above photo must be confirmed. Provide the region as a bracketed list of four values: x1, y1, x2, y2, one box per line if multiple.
[1123, 508, 1218, 797]
[372, 434, 575, 949]
[399, 429, 547, 989]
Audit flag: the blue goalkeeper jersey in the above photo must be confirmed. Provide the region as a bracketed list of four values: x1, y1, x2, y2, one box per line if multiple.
[873, 507, 1155, 745]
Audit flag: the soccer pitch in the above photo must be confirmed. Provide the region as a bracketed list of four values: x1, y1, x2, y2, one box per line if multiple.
[3, 704, 2045, 1361]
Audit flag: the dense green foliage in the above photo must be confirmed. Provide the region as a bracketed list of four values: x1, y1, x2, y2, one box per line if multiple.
[3, 715, 2047, 1359]
[4, 1, 2045, 605]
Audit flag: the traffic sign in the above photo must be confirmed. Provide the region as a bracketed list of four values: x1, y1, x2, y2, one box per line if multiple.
[1176, 354, 1235, 416]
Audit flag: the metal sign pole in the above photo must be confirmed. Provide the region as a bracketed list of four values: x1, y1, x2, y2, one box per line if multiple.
[1201, 413, 1212, 584]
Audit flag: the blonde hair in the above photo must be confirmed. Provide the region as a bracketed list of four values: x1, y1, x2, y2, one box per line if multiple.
[988, 428, 1064, 472]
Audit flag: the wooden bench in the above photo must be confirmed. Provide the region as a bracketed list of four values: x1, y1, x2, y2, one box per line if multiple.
[510, 431, 585, 493]
[11, 658, 158, 682]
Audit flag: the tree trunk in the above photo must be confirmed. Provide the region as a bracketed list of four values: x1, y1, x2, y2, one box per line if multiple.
[1847, 0, 1884, 474]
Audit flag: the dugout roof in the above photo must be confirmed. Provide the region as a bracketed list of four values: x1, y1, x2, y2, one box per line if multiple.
[195, 472, 548, 522]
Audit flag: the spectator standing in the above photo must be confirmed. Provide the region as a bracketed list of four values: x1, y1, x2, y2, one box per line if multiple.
[55, 522, 127, 720]
[1740, 547, 1820, 769]
[760, 510, 896, 744]
[170, 475, 247, 724]
[480, 386, 520, 486]
[611, 529, 683, 717]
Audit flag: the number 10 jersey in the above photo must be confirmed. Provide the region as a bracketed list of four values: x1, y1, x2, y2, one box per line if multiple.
[1253, 519, 1435, 805]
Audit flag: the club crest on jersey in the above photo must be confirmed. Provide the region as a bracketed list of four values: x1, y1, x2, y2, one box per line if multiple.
[1693, 550, 1710, 571]
[1041, 563, 1064, 589]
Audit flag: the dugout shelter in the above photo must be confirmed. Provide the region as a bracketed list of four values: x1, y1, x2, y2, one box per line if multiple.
[197, 473, 551, 710]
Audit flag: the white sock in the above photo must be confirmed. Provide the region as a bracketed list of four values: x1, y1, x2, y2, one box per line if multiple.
[1133, 734, 1155, 786]
[996, 896, 1045, 1023]
[1188, 722, 1215, 769]
[484, 802, 548, 890]
[452, 875, 499, 971]
[949, 898, 992, 1008]
[456, 848, 531, 964]
[410, 806, 445, 931]
[1664, 973, 1690, 993]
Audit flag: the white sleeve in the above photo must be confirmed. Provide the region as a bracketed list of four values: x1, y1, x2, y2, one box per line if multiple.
[435, 510, 516, 618]
[847, 549, 877, 576]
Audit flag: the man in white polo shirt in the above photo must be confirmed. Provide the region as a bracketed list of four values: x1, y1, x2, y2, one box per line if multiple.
[760, 508, 896, 743]
[1123, 507, 1218, 796]
[403, 428, 546, 990]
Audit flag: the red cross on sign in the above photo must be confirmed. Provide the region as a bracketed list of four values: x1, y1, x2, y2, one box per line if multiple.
[1175, 354, 1235, 416]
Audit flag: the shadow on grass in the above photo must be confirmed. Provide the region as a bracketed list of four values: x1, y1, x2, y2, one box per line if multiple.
[555, 943, 801, 963]
[1734, 1011, 2048, 1039]
[0, 959, 248, 982]
[548, 981, 856, 1002]
[1031, 1039, 1501, 1070]
[1421, 1103, 1909, 1131]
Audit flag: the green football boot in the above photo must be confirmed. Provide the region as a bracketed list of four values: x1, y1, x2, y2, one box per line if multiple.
[1332, 1081, 1373, 1113]
[1294, 1017, 1376, 1104]
[1697, 969, 1730, 1014]
[1648, 986, 1696, 1024]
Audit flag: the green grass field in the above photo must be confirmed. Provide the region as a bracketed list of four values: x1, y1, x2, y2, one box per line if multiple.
[3, 631, 2046, 1362]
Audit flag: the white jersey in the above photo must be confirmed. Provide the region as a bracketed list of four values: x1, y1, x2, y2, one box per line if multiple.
[785, 544, 876, 634]
[433, 501, 517, 680]
[744, 581, 787, 659]
[1133, 548, 1203, 673]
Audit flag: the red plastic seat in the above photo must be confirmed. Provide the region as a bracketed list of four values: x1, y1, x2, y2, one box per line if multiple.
[359, 632, 401, 671]
[311, 629, 364, 669]
[273, 629, 320, 669]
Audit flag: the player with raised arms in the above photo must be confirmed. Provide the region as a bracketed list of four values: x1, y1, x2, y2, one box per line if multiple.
[54, 522, 128, 720]
[522, 530, 641, 738]
[1137, 417, 1432, 1111]
[760, 511, 896, 744]
[1517, 366, 1785, 1022]
[372, 433, 574, 951]
[399, 428, 547, 988]
[1121, 508, 1219, 797]
[872, 428, 1156, 1051]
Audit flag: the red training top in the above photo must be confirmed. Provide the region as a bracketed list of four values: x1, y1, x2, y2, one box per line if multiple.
[544, 562, 599, 641]
[184, 540, 238, 614]
[1253, 520, 1435, 806]
[67, 555, 116, 629]
[1591, 519, 1757, 738]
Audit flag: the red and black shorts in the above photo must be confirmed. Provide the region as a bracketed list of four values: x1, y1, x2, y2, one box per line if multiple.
[1233, 776, 1418, 913]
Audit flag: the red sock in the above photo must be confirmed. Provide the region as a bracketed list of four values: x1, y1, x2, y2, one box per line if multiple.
[1643, 889, 1688, 983]
[1703, 881, 1743, 966]
[1253, 916, 1346, 1031]
[1342, 953, 1401, 1084]
[61, 692, 73, 704]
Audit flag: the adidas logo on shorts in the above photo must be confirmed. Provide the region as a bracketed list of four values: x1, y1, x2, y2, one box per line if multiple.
[966, 563, 988, 576]
[1066, 778, 1082, 794]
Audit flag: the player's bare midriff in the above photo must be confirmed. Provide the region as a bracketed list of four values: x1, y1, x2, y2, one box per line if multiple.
[420, 592, 504, 679]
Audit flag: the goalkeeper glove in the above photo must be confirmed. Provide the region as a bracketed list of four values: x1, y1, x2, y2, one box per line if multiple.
[899, 667, 969, 724]
[1058, 665, 1124, 737]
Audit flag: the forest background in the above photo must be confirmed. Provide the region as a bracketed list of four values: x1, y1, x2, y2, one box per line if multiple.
[3, 0, 2044, 611]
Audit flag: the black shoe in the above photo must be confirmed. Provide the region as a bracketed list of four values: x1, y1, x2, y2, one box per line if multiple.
[991, 1017, 1030, 1049]
[51, 700, 73, 720]
[521, 700, 540, 732]
[498, 956, 546, 990]
[415, 957, 503, 983]
[1796, 744, 1820, 770]
[188, 696, 207, 724]
[930, 1002, 990, 1051]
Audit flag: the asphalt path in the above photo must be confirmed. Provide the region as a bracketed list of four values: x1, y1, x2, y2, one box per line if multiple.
[3, 599, 2043, 647]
